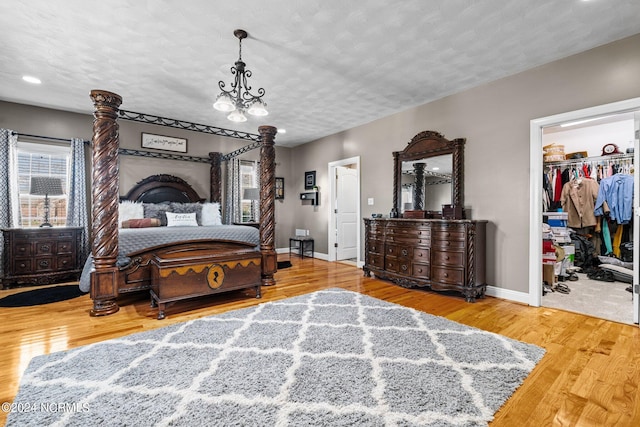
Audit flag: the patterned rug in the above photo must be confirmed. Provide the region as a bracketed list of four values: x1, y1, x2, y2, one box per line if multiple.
[7, 289, 545, 426]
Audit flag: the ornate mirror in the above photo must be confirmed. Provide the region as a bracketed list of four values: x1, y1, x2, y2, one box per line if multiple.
[393, 130, 465, 218]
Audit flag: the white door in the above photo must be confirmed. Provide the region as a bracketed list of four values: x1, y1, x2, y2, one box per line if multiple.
[634, 110, 640, 324]
[336, 166, 358, 260]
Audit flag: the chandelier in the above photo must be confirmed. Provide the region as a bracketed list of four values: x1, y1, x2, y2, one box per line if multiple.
[213, 29, 268, 122]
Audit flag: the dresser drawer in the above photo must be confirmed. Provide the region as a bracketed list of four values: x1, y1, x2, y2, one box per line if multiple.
[412, 262, 430, 279]
[35, 241, 55, 256]
[413, 248, 429, 261]
[431, 267, 464, 286]
[367, 254, 384, 269]
[13, 259, 33, 274]
[34, 257, 55, 272]
[56, 255, 74, 271]
[432, 250, 464, 267]
[432, 230, 465, 242]
[368, 240, 384, 255]
[57, 239, 75, 255]
[431, 238, 466, 250]
[385, 257, 399, 273]
[15, 243, 32, 257]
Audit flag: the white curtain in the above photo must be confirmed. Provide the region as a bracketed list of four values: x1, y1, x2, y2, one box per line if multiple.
[0, 128, 21, 277]
[66, 138, 90, 264]
[225, 158, 242, 224]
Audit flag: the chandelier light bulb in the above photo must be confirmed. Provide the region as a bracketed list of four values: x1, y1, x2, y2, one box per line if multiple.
[228, 109, 247, 123]
[213, 93, 236, 112]
[247, 99, 268, 116]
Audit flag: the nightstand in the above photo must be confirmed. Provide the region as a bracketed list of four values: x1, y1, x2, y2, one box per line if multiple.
[1, 227, 83, 288]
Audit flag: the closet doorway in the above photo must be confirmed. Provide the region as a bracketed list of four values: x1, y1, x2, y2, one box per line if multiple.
[529, 97, 640, 325]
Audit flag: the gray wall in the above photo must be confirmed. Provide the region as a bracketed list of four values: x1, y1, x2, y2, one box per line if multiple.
[0, 101, 296, 249]
[289, 33, 640, 293]
[2, 33, 639, 294]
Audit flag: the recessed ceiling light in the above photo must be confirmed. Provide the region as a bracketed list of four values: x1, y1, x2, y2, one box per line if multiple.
[432, 167, 440, 171]
[277, 129, 286, 134]
[22, 75, 41, 84]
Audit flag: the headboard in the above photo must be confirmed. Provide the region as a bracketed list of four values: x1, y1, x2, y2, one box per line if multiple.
[122, 174, 205, 203]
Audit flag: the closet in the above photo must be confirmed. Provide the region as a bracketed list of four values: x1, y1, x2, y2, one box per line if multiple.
[541, 112, 636, 324]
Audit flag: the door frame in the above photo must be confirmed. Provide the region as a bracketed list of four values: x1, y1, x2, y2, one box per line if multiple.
[328, 156, 361, 263]
[529, 97, 640, 325]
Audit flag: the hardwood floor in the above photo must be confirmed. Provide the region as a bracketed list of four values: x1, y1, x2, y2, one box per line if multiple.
[1, 257, 639, 426]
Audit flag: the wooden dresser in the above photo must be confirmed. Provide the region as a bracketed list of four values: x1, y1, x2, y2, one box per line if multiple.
[363, 218, 487, 301]
[1, 227, 83, 288]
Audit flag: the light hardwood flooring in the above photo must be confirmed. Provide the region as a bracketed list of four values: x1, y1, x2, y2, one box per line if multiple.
[1, 257, 639, 426]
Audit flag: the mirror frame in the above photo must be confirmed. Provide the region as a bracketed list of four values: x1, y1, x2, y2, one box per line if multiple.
[393, 130, 465, 216]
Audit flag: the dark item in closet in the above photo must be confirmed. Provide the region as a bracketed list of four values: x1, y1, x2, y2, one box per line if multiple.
[570, 232, 597, 269]
[620, 241, 633, 262]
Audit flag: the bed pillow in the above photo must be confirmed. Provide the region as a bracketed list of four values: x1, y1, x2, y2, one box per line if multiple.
[169, 202, 203, 225]
[121, 218, 161, 228]
[165, 211, 199, 227]
[201, 202, 222, 226]
[143, 203, 170, 226]
[119, 201, 144, 228]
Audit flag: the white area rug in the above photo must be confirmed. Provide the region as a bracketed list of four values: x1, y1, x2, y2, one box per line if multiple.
[7, 289, 545, 426]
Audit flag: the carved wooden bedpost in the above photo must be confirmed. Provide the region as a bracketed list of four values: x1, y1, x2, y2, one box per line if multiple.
[209, 152, 223, 203]
[258, 125, 277, 286]
[89, 90, 122, 316]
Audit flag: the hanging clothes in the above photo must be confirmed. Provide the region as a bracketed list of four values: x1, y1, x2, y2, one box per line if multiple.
[560, 177, 600, 228]
[594, 173, 634, 224]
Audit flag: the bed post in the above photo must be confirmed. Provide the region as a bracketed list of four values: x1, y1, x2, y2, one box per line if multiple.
[89, 90, 122, 316]
[209, 152, 223, 203]
[258, 125, 277, 286]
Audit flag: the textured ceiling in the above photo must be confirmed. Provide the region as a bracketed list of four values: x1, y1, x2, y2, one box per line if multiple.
[1, 1, 639, 147]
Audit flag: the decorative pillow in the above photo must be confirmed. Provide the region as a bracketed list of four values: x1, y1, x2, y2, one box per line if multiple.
[201, 202, 222, 226]
[143, 203, 170, 226]
[119, 201, 144, 228]
[121, 218, 161, 228]
[169, 202, 203, 225]
[165, 211, 199, 227]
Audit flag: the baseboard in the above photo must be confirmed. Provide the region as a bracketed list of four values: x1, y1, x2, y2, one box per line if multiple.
[275, 247, 328, 260]
[485, 285, 531, 305]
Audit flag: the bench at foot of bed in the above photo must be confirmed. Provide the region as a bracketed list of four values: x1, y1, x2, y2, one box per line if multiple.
[150, 251, 262, 320]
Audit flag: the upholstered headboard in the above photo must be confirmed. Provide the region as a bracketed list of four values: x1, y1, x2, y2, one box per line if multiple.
[122, 174, 204, 203]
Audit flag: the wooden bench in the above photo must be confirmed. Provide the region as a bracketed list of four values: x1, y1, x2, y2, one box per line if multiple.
[150, 245, 261, 319]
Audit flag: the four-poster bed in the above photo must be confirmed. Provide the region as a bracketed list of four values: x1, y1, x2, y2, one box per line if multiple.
[88, 90, 277, 317]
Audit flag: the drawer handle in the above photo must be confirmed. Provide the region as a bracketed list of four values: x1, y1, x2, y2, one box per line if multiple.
[401, 249, 408, 256]
[388, 263, 393, 268]
[39, 260, 50, 268]
[445, 256, 450, 260]
[60, 244, 67, 250]
[41, 244, 50, 251]
[19, 263, 26, 268]
[61, 260, 68, 265]
[417, 268, 422, 273]
[401, 265, 408, 271]
[19, 247, 26, 252]
[418, 252, 423, 257]
[444, 273, 449, 277]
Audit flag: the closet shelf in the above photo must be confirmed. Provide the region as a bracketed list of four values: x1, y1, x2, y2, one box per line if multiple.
[544, 152, 633, 167]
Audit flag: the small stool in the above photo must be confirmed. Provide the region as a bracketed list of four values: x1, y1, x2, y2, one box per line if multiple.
[289, 237, 314, 258]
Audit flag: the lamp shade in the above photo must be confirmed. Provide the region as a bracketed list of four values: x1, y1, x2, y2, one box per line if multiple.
[30, 177, 64, 196]
[243, 187, 260, 200]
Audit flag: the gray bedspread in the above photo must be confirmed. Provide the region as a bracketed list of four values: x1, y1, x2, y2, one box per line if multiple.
[79, 225, 259, 292]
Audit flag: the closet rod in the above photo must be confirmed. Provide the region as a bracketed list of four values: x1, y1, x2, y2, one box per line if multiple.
[11, 131, 89, 144]
[545, 152, 633, 167]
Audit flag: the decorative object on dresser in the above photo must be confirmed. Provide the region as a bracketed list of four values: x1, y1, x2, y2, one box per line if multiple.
[29, 176, 64, 227]
[365, 130, 487, 302]
[1, 227, 83, 288]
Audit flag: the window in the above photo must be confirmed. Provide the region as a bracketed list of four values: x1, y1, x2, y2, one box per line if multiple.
[17, 142, 69, 227]
[240, 160, 258, 222]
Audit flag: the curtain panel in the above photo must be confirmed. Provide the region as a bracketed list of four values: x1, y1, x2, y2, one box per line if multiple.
[0, 128, 21, 277]
[66, 138, 90, 264]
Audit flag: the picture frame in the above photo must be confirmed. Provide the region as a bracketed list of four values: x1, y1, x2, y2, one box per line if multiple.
[275, 177, 284, 199]
[141, 133, 188, 153]
[304, 171, 316, 190]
